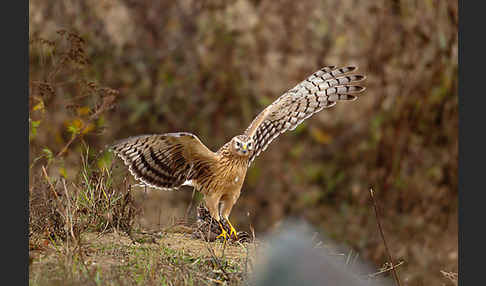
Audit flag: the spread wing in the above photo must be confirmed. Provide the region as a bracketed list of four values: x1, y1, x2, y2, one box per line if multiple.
[244, 66, 366, 165]
[110, 132, 217, 190]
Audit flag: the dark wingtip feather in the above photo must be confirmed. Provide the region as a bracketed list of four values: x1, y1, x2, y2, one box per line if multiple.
[347, 85, 366, 93]
[342, 94, 358, 101]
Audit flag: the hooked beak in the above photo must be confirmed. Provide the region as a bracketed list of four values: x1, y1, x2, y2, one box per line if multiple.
[242, 144, 248, 153]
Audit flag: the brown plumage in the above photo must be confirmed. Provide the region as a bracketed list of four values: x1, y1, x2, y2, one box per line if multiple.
[111, 66, 366, 239]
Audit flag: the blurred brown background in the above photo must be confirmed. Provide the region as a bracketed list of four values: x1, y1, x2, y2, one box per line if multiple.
[29, 0, 458, 285]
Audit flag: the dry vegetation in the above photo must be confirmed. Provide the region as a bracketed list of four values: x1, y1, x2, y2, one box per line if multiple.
[30, 231, 255, 285]
[29, 0, 458, 285]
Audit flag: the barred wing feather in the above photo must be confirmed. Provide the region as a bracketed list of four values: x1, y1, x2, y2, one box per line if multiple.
[110, 132, 216, 190]
[244, 66, 366, 166]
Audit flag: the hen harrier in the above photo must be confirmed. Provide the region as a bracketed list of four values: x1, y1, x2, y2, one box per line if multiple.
[111, 66, 366, 239]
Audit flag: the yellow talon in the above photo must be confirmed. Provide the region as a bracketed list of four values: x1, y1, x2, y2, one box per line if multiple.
[216, 222, 229, 240]
[226, 219, 238, 239]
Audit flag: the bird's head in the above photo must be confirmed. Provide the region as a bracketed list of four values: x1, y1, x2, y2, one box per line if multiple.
[231, 135, 254, 157]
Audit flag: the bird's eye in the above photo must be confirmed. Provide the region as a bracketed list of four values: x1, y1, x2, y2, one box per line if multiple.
[247, 142, 252, 147]
[236, 141, 241, 147]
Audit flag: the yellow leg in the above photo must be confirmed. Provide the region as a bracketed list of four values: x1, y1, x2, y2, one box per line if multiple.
[216, 222, 229, 240]
[225, 218, 238, 239]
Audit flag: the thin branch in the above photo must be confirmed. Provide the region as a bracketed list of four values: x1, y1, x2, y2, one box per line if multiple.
[56, 95, 116, 158]
[62, 178, 76, 241]
[368, 260, 405, 278]
[369, 188, 402, 286]
[42, 165, 61, 202]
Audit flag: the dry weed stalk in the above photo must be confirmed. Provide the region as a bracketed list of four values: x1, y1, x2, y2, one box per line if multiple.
[369, 188, 402, 286]
[30, 29, 119, 164]
[30, 150, 140, 246]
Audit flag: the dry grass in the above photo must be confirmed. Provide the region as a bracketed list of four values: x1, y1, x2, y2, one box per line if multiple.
[29, 220, 413, 286]
[29, 231, 255, 286]
[29, 147, 140, 248]
[29, 151, 257, 285]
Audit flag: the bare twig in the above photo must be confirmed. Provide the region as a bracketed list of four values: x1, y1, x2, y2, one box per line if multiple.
[368, 260, 405, 278]
[247, 211, 255, 243]
[202, 234, 230, 281]
[62, 178, 76, 241]
[369, 188, 402, 286]
[41, 165, 60, 201]
[56, 95, 116, 158]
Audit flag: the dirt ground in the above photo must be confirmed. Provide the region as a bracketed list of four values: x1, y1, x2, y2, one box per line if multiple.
[29, 229, 260, 286]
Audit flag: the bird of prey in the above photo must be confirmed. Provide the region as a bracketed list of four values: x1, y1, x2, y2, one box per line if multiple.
[111, 66, 366, 240]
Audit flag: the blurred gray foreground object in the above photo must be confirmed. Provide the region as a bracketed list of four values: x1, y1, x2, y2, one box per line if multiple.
[251, 220, 393, 286]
